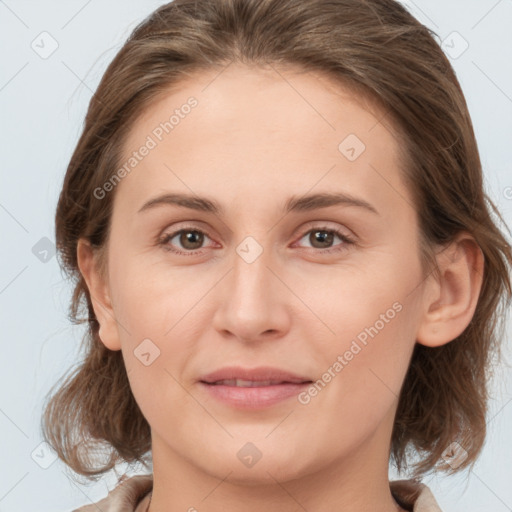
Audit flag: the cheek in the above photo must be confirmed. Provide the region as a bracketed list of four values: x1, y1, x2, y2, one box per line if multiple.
[290, 251, 415, 338]
[109, 252, 200, 338]
[292, 253, 421, 402]
[314, 301, 414, 395]
[109, 254, 219, 390]
[113, 266, 201, 420]
[296, 298, 417, 450]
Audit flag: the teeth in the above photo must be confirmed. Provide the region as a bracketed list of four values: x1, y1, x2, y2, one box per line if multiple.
[214, 379, 284, 387]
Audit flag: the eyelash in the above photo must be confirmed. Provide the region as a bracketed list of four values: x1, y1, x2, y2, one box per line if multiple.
[157, 223, 355, 256]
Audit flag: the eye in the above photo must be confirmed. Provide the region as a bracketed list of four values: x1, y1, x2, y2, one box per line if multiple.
[157, 226, 216, 256]
[294, 226, 355, 253]
[157, 224, 355, 256]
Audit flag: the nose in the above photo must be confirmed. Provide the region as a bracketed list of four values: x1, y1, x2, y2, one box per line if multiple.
[212, 240, 291, 344]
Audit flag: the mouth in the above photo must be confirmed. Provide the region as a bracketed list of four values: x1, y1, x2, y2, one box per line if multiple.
[198, 367, 313, 409]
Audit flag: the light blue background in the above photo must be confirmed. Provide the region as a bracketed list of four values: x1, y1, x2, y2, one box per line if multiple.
[1, 1, 511, 510]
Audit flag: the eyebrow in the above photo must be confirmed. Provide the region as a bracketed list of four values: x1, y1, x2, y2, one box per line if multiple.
[137, 191, 379, 216]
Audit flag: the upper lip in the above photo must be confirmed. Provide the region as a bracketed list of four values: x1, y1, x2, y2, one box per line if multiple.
[200, 366, 312, 384]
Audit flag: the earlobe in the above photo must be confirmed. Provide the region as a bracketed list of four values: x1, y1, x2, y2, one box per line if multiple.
[416, 233, 484, 348]
[76, 238, 122, 351]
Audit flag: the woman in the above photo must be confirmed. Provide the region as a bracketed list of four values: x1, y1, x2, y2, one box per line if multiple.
[41, 0, 512, 510]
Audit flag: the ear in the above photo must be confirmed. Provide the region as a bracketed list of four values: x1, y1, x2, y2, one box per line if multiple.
[416, 232, 484, 347]
[76, 238, 122, 351]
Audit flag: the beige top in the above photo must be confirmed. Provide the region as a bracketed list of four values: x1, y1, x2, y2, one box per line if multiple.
[72, 474, 443, 511]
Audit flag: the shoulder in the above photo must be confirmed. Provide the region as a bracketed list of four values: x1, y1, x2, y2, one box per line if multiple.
[390, 479, 444, 511]
[72, 474, 153, 512]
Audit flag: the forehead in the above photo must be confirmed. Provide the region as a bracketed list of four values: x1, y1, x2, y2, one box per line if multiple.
[115, 63, 410, 220]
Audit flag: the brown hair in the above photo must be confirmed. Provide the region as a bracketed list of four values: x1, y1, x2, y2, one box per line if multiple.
[41, 0, 512, 480]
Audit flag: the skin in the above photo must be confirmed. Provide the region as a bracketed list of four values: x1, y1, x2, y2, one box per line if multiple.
[77, 63, 484, 512]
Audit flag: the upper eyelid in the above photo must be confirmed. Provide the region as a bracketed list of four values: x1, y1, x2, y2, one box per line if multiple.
[161, 220, 352, 238]
[296, 220, 353, 236]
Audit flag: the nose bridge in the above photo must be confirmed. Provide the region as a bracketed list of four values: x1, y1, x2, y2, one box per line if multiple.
[228, 212, 275, 296]
[230, 235, 274, 311]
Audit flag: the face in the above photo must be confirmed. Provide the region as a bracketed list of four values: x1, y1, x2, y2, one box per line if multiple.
[94, 64, 431, 484]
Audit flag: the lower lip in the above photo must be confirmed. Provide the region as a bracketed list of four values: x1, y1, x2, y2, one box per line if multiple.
[199, 382, 311, 409]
